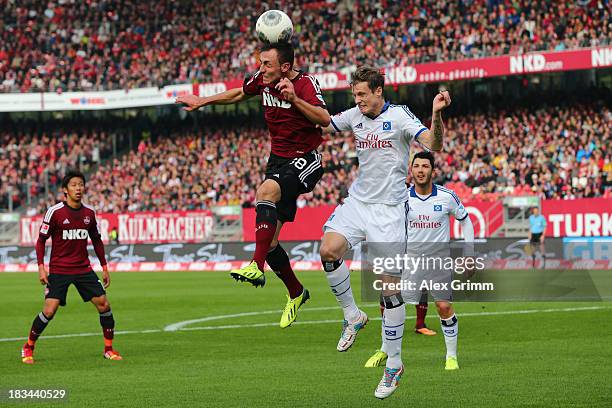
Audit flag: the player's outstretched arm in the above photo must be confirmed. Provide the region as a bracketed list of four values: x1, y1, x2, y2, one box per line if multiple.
[419, 91, 451, 152]
[175, 88, 252, 111]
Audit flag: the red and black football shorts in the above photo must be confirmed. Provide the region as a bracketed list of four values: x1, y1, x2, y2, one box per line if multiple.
[265, 150, 323, 223]
[45, 271, 106, 306]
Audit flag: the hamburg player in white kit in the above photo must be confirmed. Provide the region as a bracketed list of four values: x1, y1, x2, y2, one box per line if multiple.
[375, 151, 475, 398]
[317, 66, 451, 397]
[406, 152, 475, 369]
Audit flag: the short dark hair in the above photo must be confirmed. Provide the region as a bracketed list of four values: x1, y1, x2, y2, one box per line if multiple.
[260, 42, 294, 67]
[62, 170, 86, 189]
[350, 66, 385, 93]
[411, 151, 435, 168]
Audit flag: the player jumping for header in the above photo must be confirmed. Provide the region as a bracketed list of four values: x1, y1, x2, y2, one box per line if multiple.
[176, 42, 330, 328]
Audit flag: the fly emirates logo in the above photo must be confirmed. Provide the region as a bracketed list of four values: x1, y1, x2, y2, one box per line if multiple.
[409, 214, 442, 229]
[356, 133, 392, 149]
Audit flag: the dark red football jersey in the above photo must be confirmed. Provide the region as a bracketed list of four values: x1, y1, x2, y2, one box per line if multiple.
[243, 71, 326, 158]
[36, 202, 107, 275]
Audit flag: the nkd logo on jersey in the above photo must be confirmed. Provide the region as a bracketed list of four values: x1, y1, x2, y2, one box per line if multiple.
[62, 229, 89, 240]
[262, 92, 291, 109]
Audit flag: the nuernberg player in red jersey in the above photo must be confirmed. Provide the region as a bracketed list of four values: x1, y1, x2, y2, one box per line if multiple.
[176, 42, 330, 328]
[20, 170, 122, 364]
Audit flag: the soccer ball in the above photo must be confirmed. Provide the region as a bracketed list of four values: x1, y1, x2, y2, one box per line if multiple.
[255, 10, 293, 44]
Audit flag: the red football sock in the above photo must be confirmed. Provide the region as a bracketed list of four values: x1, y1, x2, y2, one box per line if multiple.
[415, 303, 428, 329]
[252, 201, 277, 271]
[253, 225, 276, 271]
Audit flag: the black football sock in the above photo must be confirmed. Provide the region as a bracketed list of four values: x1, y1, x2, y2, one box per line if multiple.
[27, 312, 53, 347]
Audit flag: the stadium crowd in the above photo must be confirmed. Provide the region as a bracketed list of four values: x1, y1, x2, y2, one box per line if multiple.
[1, 102, 609, 214]
[0, 0, 609, 93]
[433, 103, 611, 201]
[0, 126, 126, 213]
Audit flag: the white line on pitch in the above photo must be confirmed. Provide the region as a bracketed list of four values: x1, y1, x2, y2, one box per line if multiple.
[0, 305, 609, 343]
[170, 305, 612, 332]
[163, 304, 378, 331]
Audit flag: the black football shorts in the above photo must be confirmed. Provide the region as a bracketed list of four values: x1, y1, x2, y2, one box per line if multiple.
[265, 150, 323, 223]
[530, 233, 543, 244]
[45, 271, 106, 306]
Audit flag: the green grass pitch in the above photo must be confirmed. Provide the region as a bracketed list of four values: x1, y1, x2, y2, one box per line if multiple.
[1, 271, 610, 407]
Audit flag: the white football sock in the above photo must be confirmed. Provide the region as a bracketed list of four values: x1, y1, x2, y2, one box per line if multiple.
[383, 304, 405, 369]
[440, 314, 458, 358]
[324, 259, 360, 322]
[380, 302, 387, 353]
[380, 319, 388, 353]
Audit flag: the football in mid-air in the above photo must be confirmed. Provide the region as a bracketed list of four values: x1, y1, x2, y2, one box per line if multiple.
[255, 10, 293, 44]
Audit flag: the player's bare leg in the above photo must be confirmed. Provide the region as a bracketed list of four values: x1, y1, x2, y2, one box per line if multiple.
[539, 240, 546, 269]
[266, 221, 310, 328]
[230, 179, 281, 287]
[321, 232, 368, 351]
[436, 301, 458, 370]
[530, 242, 537, 268]
[375, 274, 405, 399]
[21, 298, 60, 364]
[91, 295, 122, 360]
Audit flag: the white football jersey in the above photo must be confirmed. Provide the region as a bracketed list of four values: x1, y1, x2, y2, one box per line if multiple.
[405, 184, 469, 243]
[330, 102, 428, 204]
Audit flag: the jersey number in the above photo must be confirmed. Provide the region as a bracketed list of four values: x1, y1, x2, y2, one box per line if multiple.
[291, 158, 308, 170]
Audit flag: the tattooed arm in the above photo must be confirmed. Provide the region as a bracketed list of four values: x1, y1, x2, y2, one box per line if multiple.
[418, 91, 451, 152]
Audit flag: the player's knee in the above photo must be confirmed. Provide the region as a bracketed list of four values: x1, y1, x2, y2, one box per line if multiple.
[43, 299, 59, 318]
[43, 305, 58, 319]
[94, 297, 110, 313]
[256, 180, 281, 202]
[320, 234, 347, 262]
[320, 242, 342, 262]
[436, 302, 453, 317]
